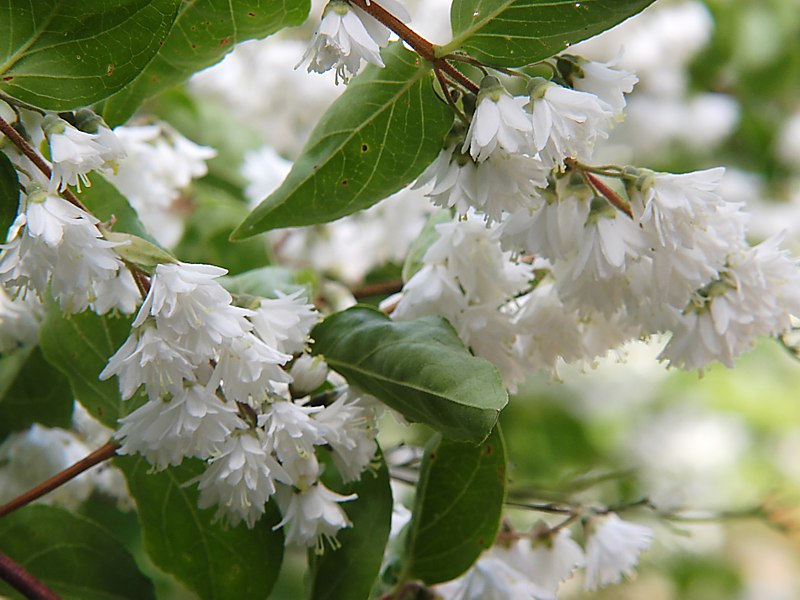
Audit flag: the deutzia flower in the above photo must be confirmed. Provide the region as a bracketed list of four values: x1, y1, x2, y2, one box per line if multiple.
[197, 430, 292, 528]
[114, 384, 244, 468]
[299, 0, 409, 82]
[526, 77, 614, 168]
[522, 530, 585, 596]
[134, 262, 253, 360]
[0, 189, 126, 313]
[44, 114, 124, 192]
[274, 482, 357, 549]
[566, 56, 638, 117]
[661, 235, 800, 370]
[464, 76, 533, 162]
[289, 354, 330, 397]
[583, 513, 653, 591]
[315, 389, 378, 482]
[249, 290, 319, 355]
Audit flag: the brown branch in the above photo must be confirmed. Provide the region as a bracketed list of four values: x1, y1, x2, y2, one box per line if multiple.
[584, 171, 634, 219]
[0, 552, 60, 600]
[0, 115, 88, 212]
[0, 441, 118, 519]
[348, 0, 480, 95]
[351, 278, 403, 299]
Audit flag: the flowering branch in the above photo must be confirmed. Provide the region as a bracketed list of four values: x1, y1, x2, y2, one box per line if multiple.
[0, 552, 59, 600]
[0, 441, 118, 518]
[0, 115, 89, 213]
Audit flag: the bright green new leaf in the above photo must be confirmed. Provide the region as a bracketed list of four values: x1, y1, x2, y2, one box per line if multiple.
[0, 151, 19, 236]
[445, 0, 656, 68]
[39, 306, 137, 429]
[402, 427, 507, 584]
[117, 456, 284, 600]
[308, 448, 393, 600]
[0, 346, 73, 442]
[231, 43, 452, 239]
[0, 0, 181, 110]
[0, 505, 156, 600]
[102, 0, 311, 125]
[311, 306, 508, 443]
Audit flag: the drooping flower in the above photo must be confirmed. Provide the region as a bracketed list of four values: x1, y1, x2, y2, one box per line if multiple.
[567, 56, 638, 117]
[274, 482, 357, 549]
[299, 0, 409, 82]
[583, 513, 653, 591]
[464, 76, 533, 162]
[249, 290, 319, 355]
[315, 389, 378, 482]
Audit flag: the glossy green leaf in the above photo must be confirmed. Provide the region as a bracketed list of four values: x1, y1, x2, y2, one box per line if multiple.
[308, 448, 393, 600]
[0, 0, 181, 110]
[219, 266, 314, 299]
[0, 151, 19, 235]
[0, 346, 73, 442]
[0, 505, 156, 600]
[402, 426, 507, 585]
[232, 43, 453, 239]
[401, 209, 451, 283]
[117, 456, 284, 600]
[102, 0, 311, 125]
[445, 0, 656, 68]
[38, 306, 136, 429]
[311, 306, 507, 443]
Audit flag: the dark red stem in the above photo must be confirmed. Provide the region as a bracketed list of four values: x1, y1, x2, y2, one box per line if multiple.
[0, 552, 60, 600]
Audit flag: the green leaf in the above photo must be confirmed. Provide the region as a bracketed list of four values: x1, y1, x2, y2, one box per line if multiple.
[309, 448, 393, 600]
[401, 209, 451, 283]
[78, 172, 157, 243]
[0, 151, 20, 235]
[445, 0, 656, 68]
[310, 306, 508, 443]
[219, 266, 314, 299]
[117, 456, 284, 600]
[0, 346, 73, 442]
[102, 0, 311, 125]
[0, 0, 181, 110]
[38, 306, 135, 429]
[231, 43, 453, 239]
[402, 426, 507, 585]
[174, 183, 271, 275]
[0, 505, 156, 600]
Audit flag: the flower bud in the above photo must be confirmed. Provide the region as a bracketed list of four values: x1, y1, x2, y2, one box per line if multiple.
[289, 354, 329, 397]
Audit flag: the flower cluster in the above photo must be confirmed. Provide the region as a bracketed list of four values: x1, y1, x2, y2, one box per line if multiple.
[395, 56, 800, 383]
[100, 261, 379, 545]
[434, 513, 653, 598]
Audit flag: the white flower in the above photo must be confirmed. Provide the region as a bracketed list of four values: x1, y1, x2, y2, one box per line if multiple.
[464, 77, 533, 162]
[584, 513, 653, 591]
[316, 389, 378, 482]
[299, 0, 391, 82]
[45, 115, 124, 192]
[0, 287, 42, 352]
[435, 552, 553, 600]
[569, 58, 637, 117]
[521, 531, 585, 596]
[661, 235, 800, 369]
[259, 399, 327, 488]
[115, 384, 244, 468]
[241, 146, 291, 207]
[209, 333, 292, 405]
[89, 269, 141, 315]
[391, 263, 466, 323]
[0, 190, 125, 313]
[249, 290, 319, 355]
[289, 354, 329, 396]
[107, 124, 215, 247]
[526, 78, 614, 168]
[275, 482, 356, 548]
[197, 430, 292, 527]
[134, 262, 253, 359]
